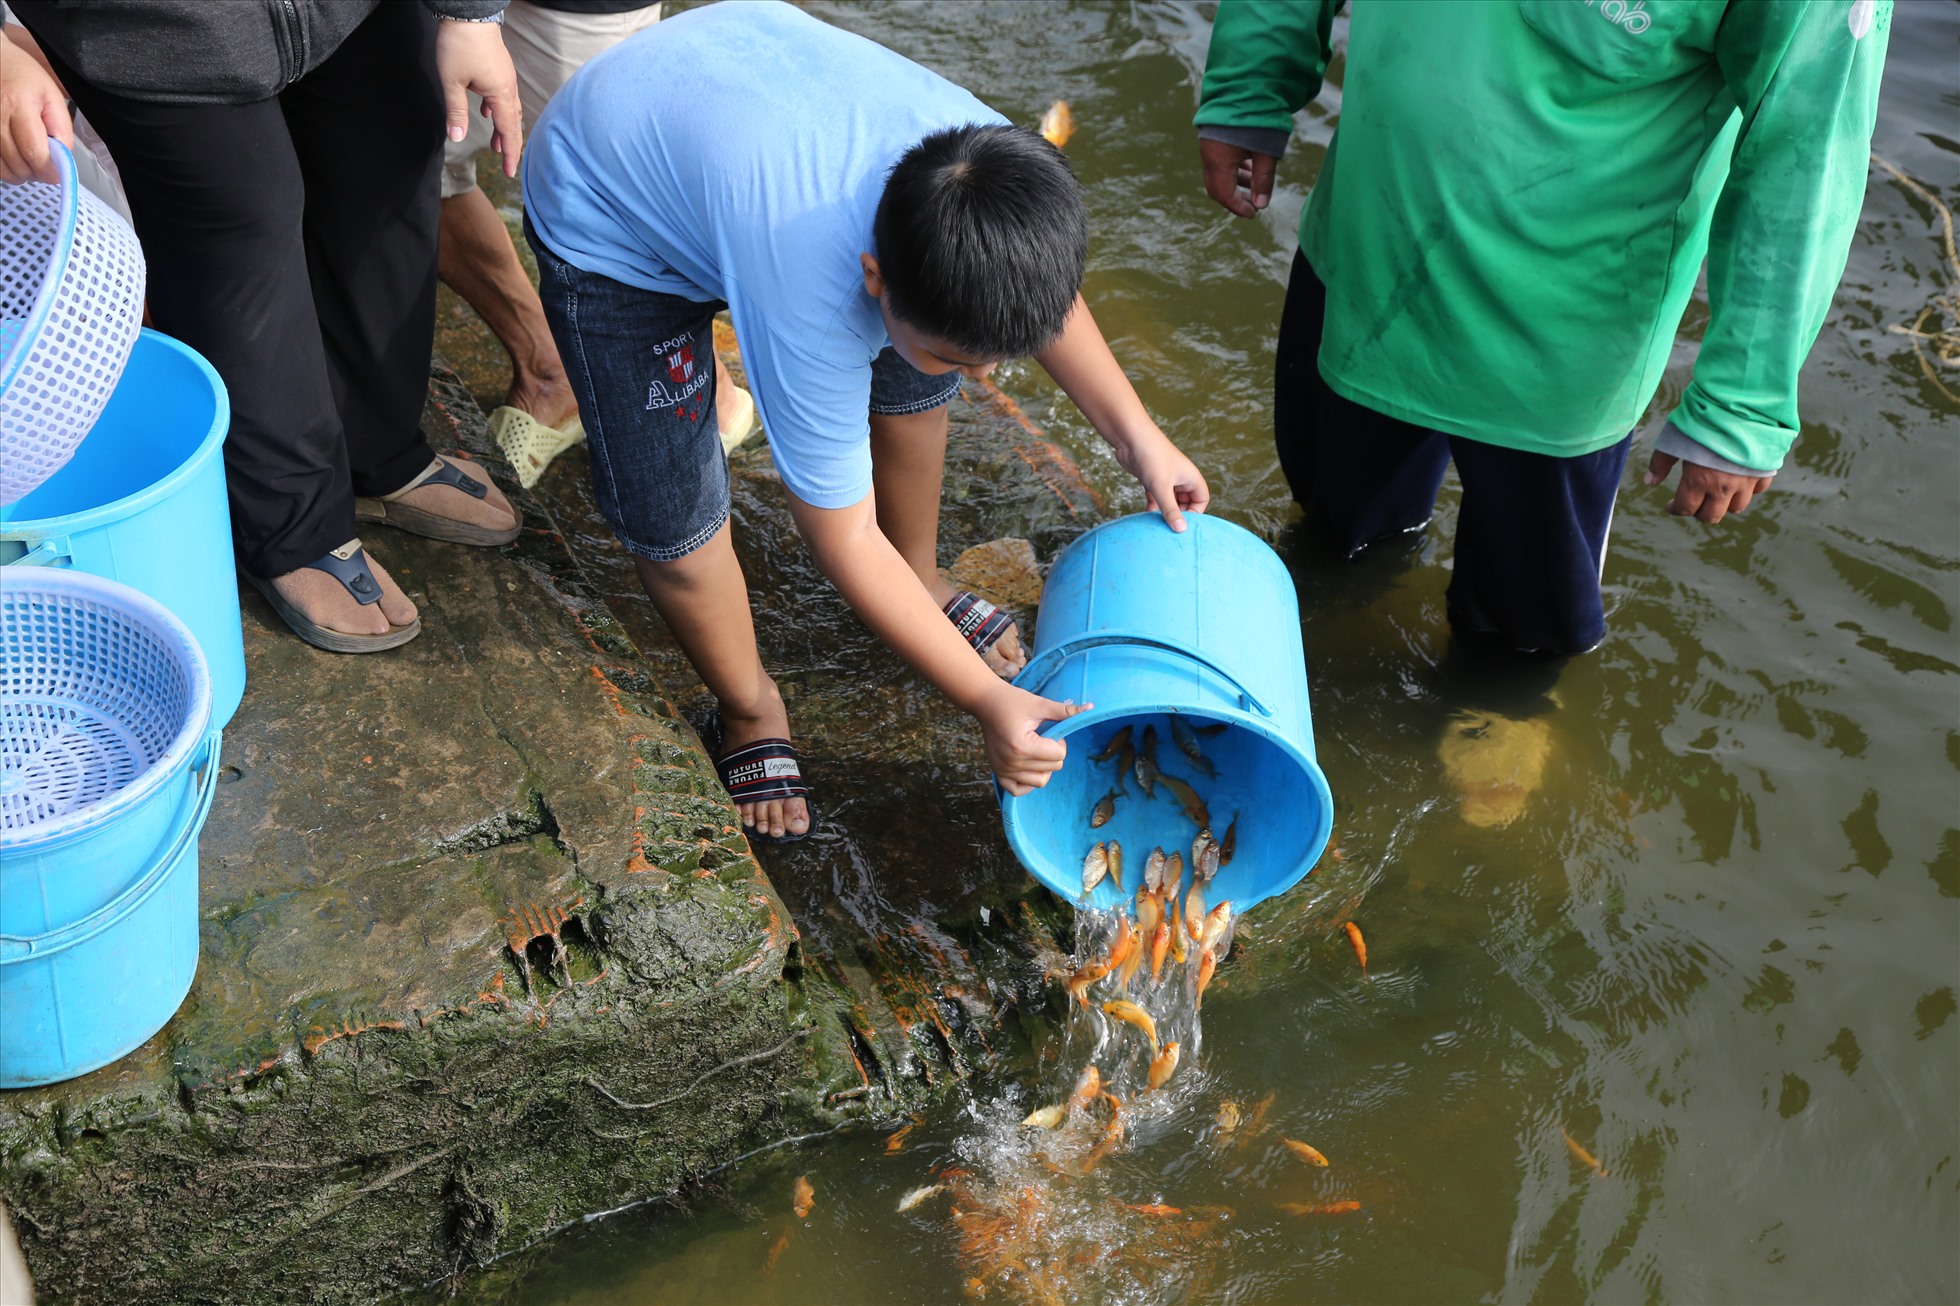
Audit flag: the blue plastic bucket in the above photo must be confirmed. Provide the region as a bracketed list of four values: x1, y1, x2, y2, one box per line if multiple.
[1, 329, 243, 728]
[999, 513, 1333, 916]
[1, 569, 218, 1087]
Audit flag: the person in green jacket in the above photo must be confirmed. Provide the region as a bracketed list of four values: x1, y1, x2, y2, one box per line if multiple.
[1196, 0, 1890, 656]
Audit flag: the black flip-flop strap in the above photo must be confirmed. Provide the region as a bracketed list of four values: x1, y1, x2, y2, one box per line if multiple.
[717, 739, 809, 803]
[307, 546, 384, 607]
[943, 591, 1014, 658]
[426, 457, 489, 500]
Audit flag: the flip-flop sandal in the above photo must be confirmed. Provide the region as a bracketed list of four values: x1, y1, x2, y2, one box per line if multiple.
[354, 454, 522, 546]
[488, 405, 585, 489]
[943, 590, 1018, 663]
[707, 714, 815, 846]
[245, 539, 421, 654]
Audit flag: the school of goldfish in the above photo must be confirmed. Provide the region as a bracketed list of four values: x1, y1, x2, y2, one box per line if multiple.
[759, 706, 1612, 1298]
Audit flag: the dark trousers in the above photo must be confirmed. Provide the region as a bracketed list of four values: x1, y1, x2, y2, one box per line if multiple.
[38, 2, 445, 578]
[1275, 249, 1630, 656]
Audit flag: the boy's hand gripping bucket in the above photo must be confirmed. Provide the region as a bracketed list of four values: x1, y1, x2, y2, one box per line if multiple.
[1, 569, 219, 1087]
[999, 513, 1333, 916]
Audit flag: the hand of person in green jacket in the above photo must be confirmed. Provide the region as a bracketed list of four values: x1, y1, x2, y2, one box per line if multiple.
[1198, 136, 1275, 219]
[1642, 452, 1775, 526]
[0, 25, 72, 185]
[436, 16, 522, 178]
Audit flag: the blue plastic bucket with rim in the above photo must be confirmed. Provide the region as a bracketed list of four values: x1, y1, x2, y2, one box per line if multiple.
[999, 512, 1333, 917]
[1, 568, 218, 1087]
[1, 328, 243, 728]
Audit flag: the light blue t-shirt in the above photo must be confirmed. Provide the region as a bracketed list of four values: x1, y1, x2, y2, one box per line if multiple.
[522, 0, 1007, 510]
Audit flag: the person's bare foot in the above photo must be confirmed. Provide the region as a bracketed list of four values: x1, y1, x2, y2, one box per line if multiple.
[268, 544, 418, 637]
[386, 453, 520, 536]
[925, 575, 1025, 678]
[717, 677, 811, 840]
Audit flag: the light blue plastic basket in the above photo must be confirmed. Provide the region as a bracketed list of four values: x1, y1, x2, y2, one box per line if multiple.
[0, 568, 217, 1087]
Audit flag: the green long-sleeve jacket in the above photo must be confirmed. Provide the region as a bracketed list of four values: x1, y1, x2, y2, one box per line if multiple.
[1196, 0, 1890, 472]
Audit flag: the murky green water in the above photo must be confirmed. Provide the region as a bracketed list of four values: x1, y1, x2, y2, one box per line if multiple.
[463, 2, 1958, 1301]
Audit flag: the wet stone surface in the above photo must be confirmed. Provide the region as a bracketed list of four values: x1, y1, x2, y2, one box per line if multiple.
[0, 364, 879, 1303]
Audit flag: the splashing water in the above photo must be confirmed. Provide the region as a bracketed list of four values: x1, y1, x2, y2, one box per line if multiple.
[903, 907, 1257, 1303]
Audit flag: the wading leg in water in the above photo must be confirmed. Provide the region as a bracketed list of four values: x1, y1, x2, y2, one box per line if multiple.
[870, 404, 1027, 678]
[631, 527, 810, 842]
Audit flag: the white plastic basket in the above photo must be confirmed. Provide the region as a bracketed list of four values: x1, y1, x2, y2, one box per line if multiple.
[0, 140, 147, 507]
[0, 568, 209, 844]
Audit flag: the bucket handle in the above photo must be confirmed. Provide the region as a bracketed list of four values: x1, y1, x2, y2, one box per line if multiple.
[2, 539, 70, 567]
[1015, 629, 1273, 718]
[0, 729, 221, 964]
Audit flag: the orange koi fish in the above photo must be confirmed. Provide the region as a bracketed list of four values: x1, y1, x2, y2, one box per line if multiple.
[1090, 724, 1132, 763]
[1160, 774, 1211, 830]
[1201, 901, 1233, 953]
[1039, 99, 1075, 149]
[1282, 1138, 1329, 1167]
[1278, 1200, 1362, 1216]
[1022, 1104, 1068, 1130]
[1104, 917, 1136, 972]
[1148, 919, 1171, 984]
[764, 1224, 793, 1274]
[884, 1117, 918, 1155]
[1068, 956, 1114, 1008]
[1561, 1127, 1608, 1177]
[1067, 1064, 1102, 1112]
[792, 1174, 816, 1217]
[1101, 999, 1160, 1054]
[1147, 1041, 1181, 1091]
[1126, 1202, 1184, 1217]
[1107, 840, 1124, 892]
[1185, 881, 1207, 941]
[1344, 921, 1367, 973]
[1194, 946, 1217, 1009]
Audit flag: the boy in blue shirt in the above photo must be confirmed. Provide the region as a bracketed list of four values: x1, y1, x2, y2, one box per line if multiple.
[524, 1, 1208, 842]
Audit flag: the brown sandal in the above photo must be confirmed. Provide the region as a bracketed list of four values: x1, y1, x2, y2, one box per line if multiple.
[245, 540, 421, 654]
[354, 454, 520, 546]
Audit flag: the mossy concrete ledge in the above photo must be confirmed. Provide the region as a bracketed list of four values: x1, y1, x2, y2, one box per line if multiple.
[0, 370, 870, 1302]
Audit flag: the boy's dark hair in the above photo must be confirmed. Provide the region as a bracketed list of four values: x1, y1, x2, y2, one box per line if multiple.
[873, 124, 1087, 359]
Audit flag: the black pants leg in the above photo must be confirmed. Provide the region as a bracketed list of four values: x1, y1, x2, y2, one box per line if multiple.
[41, 3, 443, 578]
[1273, 247, 1451, 555]
[280, 1, 446, 501]
[1273, 247, 1627, 655]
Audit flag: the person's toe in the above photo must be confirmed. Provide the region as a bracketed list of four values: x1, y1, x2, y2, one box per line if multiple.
[759, 798, 787, 839]
[272, 565, 390, 636]
[785, 797, 810, 836]
[451, 453, 519, 529]
[985, 623, 1026, 678]
[739, 799, 758, 830]
[363, 554, 419, 629]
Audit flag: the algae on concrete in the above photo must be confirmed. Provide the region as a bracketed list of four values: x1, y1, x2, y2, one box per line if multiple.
[0, 367, 881, 1303]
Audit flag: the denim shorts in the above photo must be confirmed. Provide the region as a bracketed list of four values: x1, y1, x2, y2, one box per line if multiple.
[527, 223, 961, 561]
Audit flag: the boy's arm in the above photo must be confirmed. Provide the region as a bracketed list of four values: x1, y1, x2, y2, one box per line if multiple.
[1034, 296, 1209, 530]
[1193, 0, 1343, 216]
[1647, 1, 1889, 521]
[785, 489, 1085, 794]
